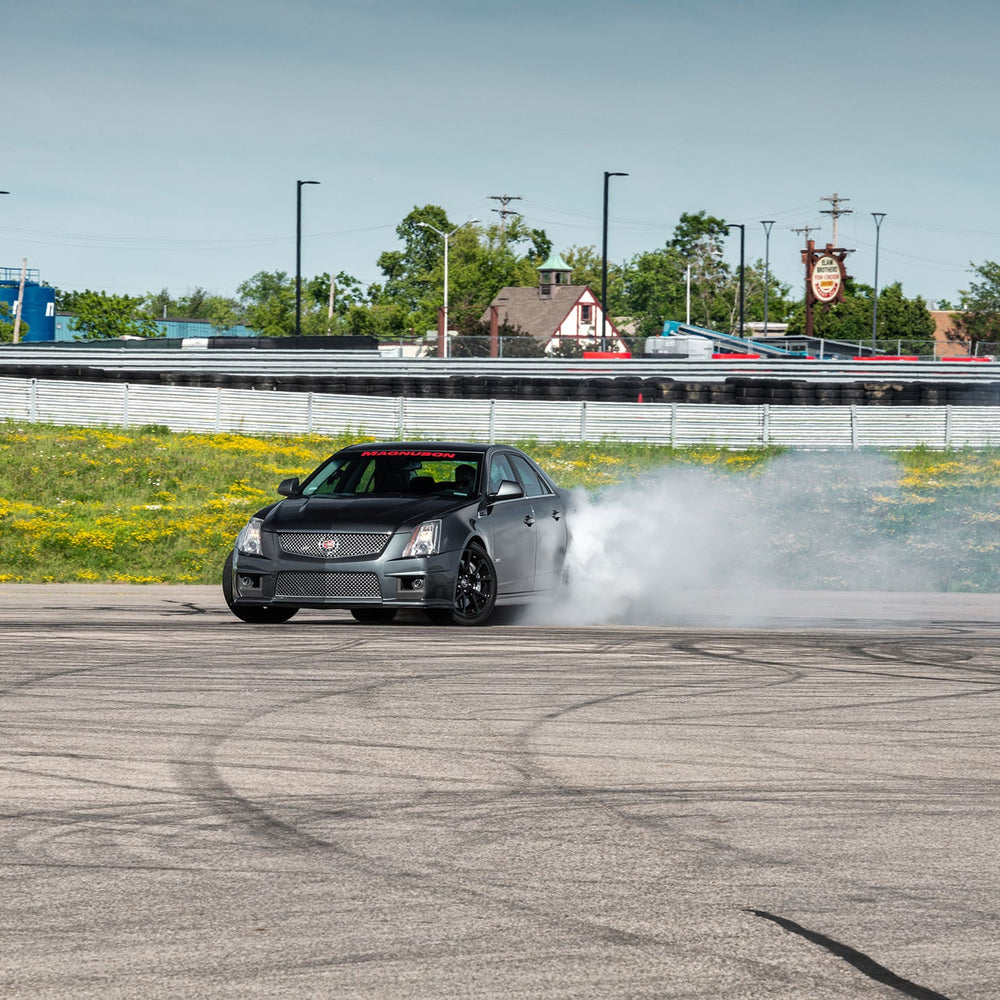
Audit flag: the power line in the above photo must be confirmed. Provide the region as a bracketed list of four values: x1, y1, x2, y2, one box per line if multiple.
[820, 192, 853, 246]
[489, 194, 522, 238]
[792, 223, 822, 243]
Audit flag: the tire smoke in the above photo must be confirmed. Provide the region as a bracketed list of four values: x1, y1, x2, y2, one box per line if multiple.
[540, 451, 945, 626]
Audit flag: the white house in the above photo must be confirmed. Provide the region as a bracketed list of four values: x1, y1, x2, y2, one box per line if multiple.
[481, 253, 627, 353]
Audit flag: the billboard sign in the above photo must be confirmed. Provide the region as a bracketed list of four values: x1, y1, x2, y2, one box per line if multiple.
[811, 255, 843, 303]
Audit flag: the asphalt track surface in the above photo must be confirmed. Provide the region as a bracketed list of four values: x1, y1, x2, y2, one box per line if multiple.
[2, 585, 999, 1000]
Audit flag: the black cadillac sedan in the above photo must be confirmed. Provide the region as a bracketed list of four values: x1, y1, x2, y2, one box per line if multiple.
[222, 441, 570, 625]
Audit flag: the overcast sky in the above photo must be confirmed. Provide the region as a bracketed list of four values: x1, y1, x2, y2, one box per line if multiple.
[5, 0, 999, 308]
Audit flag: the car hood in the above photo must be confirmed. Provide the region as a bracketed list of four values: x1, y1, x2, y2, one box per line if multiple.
[261, 494, 472, 532]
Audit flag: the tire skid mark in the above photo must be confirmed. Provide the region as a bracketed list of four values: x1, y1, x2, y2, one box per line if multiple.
[170, 680, 668, 953]
[750, 909, 952, 1000]
[8, 604, 998, 983]
[482, 631, 1000, 879]
[176, 755, 334, 850]
[849, 638, 1000, 677]
[175, 659, 513, 851]
[671, 636, 1000, 714]
[0, 665, 98, 698]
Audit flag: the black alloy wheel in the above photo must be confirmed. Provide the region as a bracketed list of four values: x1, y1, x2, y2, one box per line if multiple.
[430, 544, 498, 626]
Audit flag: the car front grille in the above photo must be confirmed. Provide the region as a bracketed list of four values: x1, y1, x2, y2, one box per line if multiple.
[275, 571, 382, 600]
[277, 531, 390, 559]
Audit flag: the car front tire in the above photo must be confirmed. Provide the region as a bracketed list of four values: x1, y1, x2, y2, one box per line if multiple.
[430, 543, 498, 626]
[222, 551, 299, 624]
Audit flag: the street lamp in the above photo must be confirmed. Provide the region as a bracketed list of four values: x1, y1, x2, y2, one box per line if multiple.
[871, 212, 886, 354]
[726, 223, 746, 338]
[601, 171, 628, 351]
[296, 180, 320, 336]
[761, 220, 775, 336]
[417, 218, 480, 358]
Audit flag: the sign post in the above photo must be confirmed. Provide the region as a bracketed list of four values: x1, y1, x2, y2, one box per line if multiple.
[801, 241, 851, 340]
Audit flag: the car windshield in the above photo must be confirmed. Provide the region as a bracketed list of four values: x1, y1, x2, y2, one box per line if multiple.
[300, 449, 483, 499]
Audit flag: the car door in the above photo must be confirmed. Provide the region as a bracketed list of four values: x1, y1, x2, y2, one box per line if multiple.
[509, 453, 567, 592]
[480, 452, 536, 595]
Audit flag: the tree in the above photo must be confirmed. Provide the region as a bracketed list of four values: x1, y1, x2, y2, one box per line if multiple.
[236, 271, 295, 337]
[669, 210, 729, 258]
[55, 288, 91, 313]
[743, 261, 794, 327]
[68, 291, 163, 340]
[786, 280, 934, 352]
[874, 282, 936, 350]
[668, 211, 737, 331]
[376, 205, 454, 312]
[142, 286, 242, 329]
[374, 210, 552, 337]
[436, 218, 545, 335]
[621, 245, 687, 339]
[616, 211, 767, 338]
[177, 287, 212, 319]
[204, 296, 242, 331]
[949, 261, 1000, 352]
[145, 287, 174, 320]
[0, 301, 27, 342]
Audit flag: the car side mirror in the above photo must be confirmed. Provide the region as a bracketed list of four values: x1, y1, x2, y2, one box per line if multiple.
[277, 477, 300, 497]
[488, 479, 524, 502]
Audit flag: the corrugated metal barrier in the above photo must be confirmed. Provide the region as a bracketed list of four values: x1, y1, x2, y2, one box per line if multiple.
[3, 376, 1000, 449]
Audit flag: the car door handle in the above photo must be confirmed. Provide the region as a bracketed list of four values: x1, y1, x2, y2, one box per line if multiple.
[551, 508, 561, 521]
[523, 514, 535, 526]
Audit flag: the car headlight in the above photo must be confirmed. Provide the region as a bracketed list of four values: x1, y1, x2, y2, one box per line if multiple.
[402, 520, 440, 558]
[237, 516, 264, 556]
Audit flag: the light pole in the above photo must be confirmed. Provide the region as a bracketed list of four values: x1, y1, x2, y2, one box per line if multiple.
[726, 223, 746, 338]
[296, 180, 320, 336]
[871, 212, 886, 354]
[761, 220, 775, 336]
[601, 171, 628, 351]
[417, 218, 480, 358]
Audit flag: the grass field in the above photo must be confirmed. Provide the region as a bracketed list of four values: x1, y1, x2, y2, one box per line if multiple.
[1, 420, 998, 590]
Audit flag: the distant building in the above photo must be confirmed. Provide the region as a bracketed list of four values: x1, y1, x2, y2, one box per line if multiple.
[53, 314, 255, 342]
[481, 253, 626, 353]
[0, 267, 55, 341]
[929, 309, 969, 357]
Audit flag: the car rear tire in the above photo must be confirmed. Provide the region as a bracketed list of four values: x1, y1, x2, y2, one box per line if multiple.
[222, 551, 299, 624]
[350, 608, 397, 624]
[430, 544, 498, 626]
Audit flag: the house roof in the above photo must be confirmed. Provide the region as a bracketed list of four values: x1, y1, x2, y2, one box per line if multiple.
[481, 284, 607, 340]
[538, 252, 572, 272]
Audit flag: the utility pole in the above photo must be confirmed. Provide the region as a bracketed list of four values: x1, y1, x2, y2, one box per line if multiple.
[820, 192, 853, 246]
[792, 223, 821, 243]
[12, 258, 27, 344]
[489, 194, 522, 239]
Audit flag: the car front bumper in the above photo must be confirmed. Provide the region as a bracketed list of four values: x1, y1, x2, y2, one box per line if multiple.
[229, 547, 463, 611]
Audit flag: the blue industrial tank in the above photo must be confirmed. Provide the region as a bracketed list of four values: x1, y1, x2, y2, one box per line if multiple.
[0, 268, 56, 341]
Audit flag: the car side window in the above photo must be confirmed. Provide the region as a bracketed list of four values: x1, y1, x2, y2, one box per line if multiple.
[488, 454, 517, 494]
[509, 454, 548, 498]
